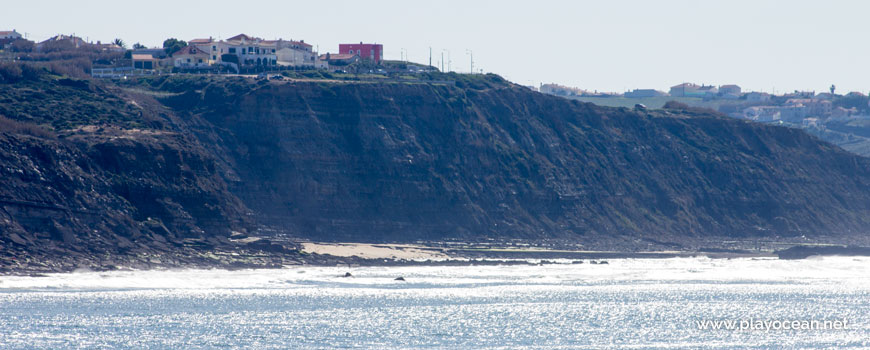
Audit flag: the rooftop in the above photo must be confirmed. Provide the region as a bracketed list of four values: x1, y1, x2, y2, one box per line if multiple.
[173, 45, 208, 56]
[132, 54, 158, 60]
[319, 53, 358, 60]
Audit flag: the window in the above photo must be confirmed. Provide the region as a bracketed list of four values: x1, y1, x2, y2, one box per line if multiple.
[229, 48, 236, 53]
[212, 45, 216, 51]
[212, 55, 216, 60]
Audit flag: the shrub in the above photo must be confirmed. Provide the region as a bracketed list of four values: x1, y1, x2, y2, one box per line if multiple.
[662, 101, 690, 109]
[0, 115, 55, 138]
[0, 63, 23, 82]
[8, 39, 35, 53]
[663, 100, 723, 116]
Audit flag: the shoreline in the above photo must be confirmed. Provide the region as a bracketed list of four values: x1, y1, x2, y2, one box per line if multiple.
[3, 241, 869, 276]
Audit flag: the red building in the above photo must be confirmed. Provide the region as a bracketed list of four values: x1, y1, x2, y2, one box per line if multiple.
[338, 42, 383, 63]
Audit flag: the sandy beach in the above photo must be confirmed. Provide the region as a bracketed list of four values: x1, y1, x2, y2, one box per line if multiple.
[301, 242, 451, 260]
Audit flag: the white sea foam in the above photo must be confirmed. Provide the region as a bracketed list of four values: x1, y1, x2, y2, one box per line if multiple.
[1, 256, 867, 291]
[1, 257, 868, 349]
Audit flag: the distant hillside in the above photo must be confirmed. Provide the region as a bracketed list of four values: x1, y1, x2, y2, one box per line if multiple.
[570, 94, 870, 158]
[3, 71, 870, 271]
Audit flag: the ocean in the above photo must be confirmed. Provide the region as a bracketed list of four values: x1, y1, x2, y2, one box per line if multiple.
[1, 257, 868, 349]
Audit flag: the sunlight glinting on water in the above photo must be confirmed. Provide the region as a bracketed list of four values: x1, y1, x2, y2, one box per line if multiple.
[1, 257, 869, 349]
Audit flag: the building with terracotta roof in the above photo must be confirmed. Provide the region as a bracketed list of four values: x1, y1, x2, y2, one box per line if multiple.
[132, 48, 168, 59]
[192, 33, 276, 68]
[0, 30, 22, 40]
[132, 54, 161, 70]
[272, 39, 320, 67]
[188, 37, 214, 45]
[172, 45, 210, 69]
[226, 33, 256, 42]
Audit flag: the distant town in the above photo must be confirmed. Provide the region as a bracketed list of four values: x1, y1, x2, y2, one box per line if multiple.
[537, 82, 869, 123]
[535, 82, 870, 157]
[0, 29, 435, 78]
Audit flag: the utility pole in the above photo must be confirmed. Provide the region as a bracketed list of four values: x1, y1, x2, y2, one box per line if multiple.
[466, 49, 473, 74]
[447, 50, 451, 72]
[441, 50, 444, 72]
[429, 47, 432, 68]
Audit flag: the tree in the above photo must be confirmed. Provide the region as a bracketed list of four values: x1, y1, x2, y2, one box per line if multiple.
[113, 38, 126, 49]
[132, 42, 146, 50]
[8, 39, 34, 53]
[162, 38, 187, 55]
[834, 94, 870, 113]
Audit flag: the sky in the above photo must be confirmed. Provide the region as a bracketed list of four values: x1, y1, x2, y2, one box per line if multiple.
[3, 0, 869, 94]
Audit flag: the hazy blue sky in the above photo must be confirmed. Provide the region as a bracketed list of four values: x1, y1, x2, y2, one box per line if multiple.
[4, 0, 868, 93]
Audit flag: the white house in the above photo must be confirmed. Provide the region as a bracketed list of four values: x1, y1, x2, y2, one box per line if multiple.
[669, 83, 718, 97]
[0, 30, 22, 40]
[193, 34, 327, 70]
[192, 34, 277, 69]
[743, 106, 780, 122]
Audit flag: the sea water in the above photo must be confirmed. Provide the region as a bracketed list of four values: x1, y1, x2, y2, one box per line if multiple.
[1, 257, 868, 349]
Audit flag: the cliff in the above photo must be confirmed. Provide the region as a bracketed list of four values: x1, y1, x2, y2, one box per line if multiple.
[3, 72, 870, 271]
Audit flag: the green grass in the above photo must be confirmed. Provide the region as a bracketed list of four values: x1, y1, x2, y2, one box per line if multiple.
[568, 95, 747, 110]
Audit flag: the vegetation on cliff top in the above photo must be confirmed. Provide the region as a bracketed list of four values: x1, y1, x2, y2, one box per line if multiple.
[0, 63, 150, 130]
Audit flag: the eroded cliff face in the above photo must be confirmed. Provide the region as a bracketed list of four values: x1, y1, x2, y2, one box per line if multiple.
[3, 73, 870, 271]
[158, 75, 870, 244]
[0, 77, 255, 272]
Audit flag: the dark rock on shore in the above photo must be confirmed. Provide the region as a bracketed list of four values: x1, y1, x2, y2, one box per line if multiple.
[775, 245, 870, 260]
